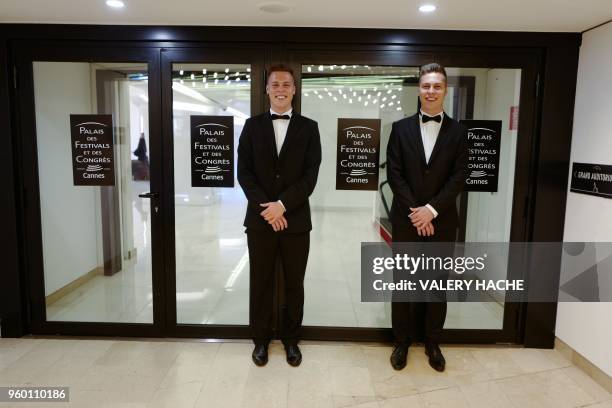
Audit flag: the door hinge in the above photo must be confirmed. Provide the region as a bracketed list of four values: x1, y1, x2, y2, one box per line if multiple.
[535, 73, 540, 98]
[13, 65, 18, 89]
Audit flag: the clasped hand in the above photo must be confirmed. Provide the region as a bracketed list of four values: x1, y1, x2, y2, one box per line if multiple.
[409, 206, 435, 237]
[260, 202, 287, 232]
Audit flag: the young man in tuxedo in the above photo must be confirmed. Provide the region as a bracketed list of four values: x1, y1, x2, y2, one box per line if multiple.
[237, 65, 322, 367]
[386, 63, 468, 372]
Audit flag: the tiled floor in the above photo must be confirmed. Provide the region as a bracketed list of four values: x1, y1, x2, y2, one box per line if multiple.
[0, 338, 610, 408]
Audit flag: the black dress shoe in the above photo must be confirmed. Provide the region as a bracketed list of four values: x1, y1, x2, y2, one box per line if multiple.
[285, 344, 302, 367]
[252, 344, 268, 366]
[390, 344, 409, 370]
[425, 342, 446, 372]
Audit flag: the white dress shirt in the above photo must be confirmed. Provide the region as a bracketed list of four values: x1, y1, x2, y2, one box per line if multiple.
[270, 108, 293, 211]
[419, 110, 444, 219]
[270, 108, 292, 155]
[419, 110, 444, 163]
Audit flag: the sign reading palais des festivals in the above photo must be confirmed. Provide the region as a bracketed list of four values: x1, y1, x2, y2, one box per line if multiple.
[70, 114, 115, 186]
[190, 115, 234, 188]
[570, 162, 612, 199]
[336, 118, 381, 191]
[460, 119, 502, 192]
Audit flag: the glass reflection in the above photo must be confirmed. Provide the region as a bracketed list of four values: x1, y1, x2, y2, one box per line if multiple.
[172, 63, 251, 325]
[301, 65, 521, 329]
[36, 62, 153, 323]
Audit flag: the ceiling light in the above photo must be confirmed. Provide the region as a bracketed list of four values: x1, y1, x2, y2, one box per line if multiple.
[419, 4, 436, 12]
[106, 0, 125, 8]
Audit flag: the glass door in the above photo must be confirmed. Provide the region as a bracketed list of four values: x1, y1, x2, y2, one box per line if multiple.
[16, 44, 163, 336]
[289, 49, 538, 343]
[160, 48, 265, 335]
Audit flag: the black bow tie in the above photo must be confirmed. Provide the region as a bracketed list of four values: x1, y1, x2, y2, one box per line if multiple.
[422, 114, 442, 124]
[271, 114, 291, 121]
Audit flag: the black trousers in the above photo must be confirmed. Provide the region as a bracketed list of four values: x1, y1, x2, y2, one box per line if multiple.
[246, 229, 310, 347]
[391, 223, 455, 344]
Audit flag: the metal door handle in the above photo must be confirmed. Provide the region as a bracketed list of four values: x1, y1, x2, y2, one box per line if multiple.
[138, 192, 159, 199]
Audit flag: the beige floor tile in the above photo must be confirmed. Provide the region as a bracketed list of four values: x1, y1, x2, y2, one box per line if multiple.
[419, 387, 470, 408]
[379, 394, 424, 408]
[0, 339, 41, 367]
[173, 342, 220, 366]
[362, 347, 419, 399]
[240, 364, 289, 408]
[459, 380, 514, 408]
[159, 361, 210, 388]
[288, 365, 334, 408]
[0, 339, 609, 408]
[323, 344, 370, 368]
[149, 382, 203, 408]
[507, 348, 572, 373]
[30, 355, 96, 387]
[193, 354, 250, 408]
[402, 348, 458, 393]
[582, 401, 612, 408]
[496, 369, 595, 408]
[330, 366, 376, 397]
[469, 348, 525, 380]
[332, 395, 380, 408]
[560, 366, 612, 403]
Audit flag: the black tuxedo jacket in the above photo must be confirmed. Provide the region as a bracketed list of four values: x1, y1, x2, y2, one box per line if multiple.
[386, 113, 468, 231]
[237, 111, 322, 233]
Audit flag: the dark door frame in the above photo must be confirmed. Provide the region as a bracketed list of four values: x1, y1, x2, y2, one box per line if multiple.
[159, 46, 266, 339]
[10, 41, 165, 337]
[1, 26, 580, 348]
[282, 46, 539, 345]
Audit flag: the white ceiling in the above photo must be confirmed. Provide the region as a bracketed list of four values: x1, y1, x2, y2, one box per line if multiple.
[1, 0, 610, 32]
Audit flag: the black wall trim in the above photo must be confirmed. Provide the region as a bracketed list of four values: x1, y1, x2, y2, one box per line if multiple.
[0, 38, 27, 337]
[0, 24, 581, 346]
[0, 24, 581, 48]
[523, 44, 581, 348]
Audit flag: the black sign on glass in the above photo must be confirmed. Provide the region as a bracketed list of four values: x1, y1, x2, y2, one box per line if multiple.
[70, 114, 115, 186]
[460, 120, 502, 192]
[570, 162, 612, 200]
[191, 115, 234, 187]
[336, 118, 381, 191]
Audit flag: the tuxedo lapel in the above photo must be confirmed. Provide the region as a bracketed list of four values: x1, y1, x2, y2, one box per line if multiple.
[427, 114, 452, 165]
[261, 112, 279, 161]
[408, 114, 427, 166]
[278, 113, 304, 160]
